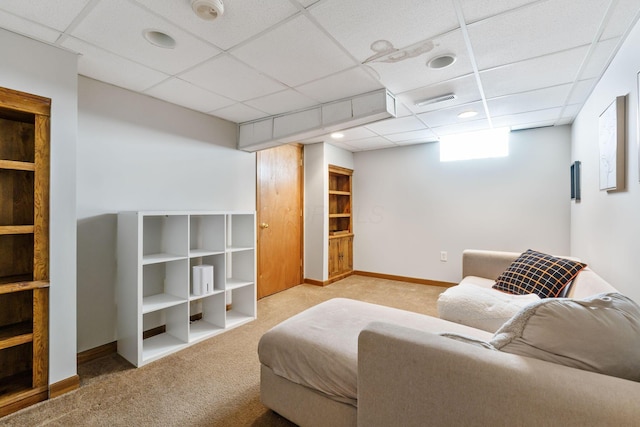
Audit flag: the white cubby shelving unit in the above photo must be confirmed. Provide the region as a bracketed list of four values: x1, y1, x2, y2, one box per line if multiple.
[117, 211, 256, 367]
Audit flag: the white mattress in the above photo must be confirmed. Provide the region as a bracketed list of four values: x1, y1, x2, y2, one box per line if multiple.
[258, 298, 492, 406]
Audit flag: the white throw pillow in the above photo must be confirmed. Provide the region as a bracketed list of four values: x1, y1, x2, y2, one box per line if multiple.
[491, 293, 640, 382]
[437, 283, 540, 332]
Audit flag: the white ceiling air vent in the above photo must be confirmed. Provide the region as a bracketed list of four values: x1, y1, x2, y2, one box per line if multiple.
[191, 0, 224, 20]
[415, 93, 457, 107]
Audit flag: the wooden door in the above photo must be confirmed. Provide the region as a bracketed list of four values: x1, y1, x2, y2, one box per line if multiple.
[256, 144, 303, 298]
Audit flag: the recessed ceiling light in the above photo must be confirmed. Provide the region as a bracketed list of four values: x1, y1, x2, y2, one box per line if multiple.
[143, 29, 176, 49]
[331, 132, 345, 139]
[458, 110, 478, 119]
[427, 54, 456, 69]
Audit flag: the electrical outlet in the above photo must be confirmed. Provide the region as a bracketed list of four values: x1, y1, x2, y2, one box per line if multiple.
[440, 251, 448, 262]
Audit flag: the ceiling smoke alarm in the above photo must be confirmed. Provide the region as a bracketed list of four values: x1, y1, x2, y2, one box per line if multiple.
[191, 0, 224, 20]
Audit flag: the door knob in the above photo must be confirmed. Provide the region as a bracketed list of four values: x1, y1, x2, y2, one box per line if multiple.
[260, 223, 269, 229]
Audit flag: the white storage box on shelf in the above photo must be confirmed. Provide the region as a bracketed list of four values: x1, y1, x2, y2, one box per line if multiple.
[117, 211, 256, 367]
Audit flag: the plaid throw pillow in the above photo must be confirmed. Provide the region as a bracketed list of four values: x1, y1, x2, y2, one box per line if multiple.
[492, 249, 587, 298]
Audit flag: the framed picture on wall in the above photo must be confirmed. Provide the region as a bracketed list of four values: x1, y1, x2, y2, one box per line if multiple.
[598, 95, 626, 191]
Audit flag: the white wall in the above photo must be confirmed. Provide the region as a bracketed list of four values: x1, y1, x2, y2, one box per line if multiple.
[0, 29, 78, 384]
[76, 77, 255, 351]
[571, 18, 640, 304]
[303, 142, 354, 281]
[353, 126, 572, 283]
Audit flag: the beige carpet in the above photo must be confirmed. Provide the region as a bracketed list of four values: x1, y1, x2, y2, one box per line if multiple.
[2, 275, 445, 426]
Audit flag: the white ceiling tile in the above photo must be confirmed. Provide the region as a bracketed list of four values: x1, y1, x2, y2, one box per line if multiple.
[480, 46, 589, 98]
[431, 119, 491, 136]
[337, 127, 378, 141]
[364, 116, 426, 135]
[600, 0, 640, 40]
[232, 15, 356, 87]
[364, 30, 474, 94]
[398, 74, 482, 114]
[295, 67, 383, 103]
[556, 117, 574, 126]
[181, 55, 287, 101]
[341, 136, 396, 151]
[580, 38, 620, 80]
[385, 128, 439, 143]
[212, 103, 268, 123]
[61, 36, 169, 92]
[145, 78, 236, 113]
[486, 85, 572, 117]
[492, 108, 563, 129]
[459, 0, 540, 23]
[0, 10, 61, 43]
[0, 0, 91, 31]
[133, 0, 298, 50]
[295, 0, 321, 8]
[567, 79, 597, 105]
[417, 100, 486, 128]
[70, 0, 220, 75]
[468, 0, 611, 70]
[394, 102, 414, 118]
[310, 0, 459, 62]
[244, 90, 317, 115]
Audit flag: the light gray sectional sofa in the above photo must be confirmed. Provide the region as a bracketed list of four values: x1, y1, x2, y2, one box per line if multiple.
[258, 249, 640, 426]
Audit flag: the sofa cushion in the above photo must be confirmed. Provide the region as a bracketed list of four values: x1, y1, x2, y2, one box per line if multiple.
[492, 249, 587, 298]
[438, 283, 540, 332]
[491, 293, 640, 382]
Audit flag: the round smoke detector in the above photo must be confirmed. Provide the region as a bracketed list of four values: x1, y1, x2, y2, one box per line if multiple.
[191, 0, 224, 20]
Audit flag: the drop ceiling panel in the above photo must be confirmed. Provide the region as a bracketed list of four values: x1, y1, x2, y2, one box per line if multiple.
[210, 103, 267, 123]
[0, 10, 61, 43]
[232, 15, 356, 87]
[491, 107, 563, 129]
[431, 118, 491, 136]
[417, 100, 486, 128]
[295, 67, 382, 104]
[310, 0, 459, 62]
[480, 46, 588, 98]
[61, 37, 169, 92]
[244, 89, 318, 115]
[385, 128, 439, 143]
[459, 0, 540, 24]
[70, 0, 220, 75]
[0, 0, 91, 31]
[180, 55, 287, 101]
[468, 0, 611, 70]
[600, 0, 640, 40]
[567, 79, 597, 105]
[486, 84, 572, 117]
[580, 38, 620, 80]
[364, 116, 426, 135]
[341, 136, 396, 151]
[133, 0, 299, 50]
[366, 29, 473, 94]
[145, 78, 236, 113]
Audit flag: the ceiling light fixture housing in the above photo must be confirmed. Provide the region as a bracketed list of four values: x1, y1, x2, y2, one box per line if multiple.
[458, 110, 478, 119]
[331, 132, 345, 139]
[143, 29, 176, 49]
[191, 0, 224, 20]
[427, 54, 456, 69]
[415, 93, 457, 107]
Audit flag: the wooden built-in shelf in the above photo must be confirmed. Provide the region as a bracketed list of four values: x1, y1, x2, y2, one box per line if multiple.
[0, 225, 34, 235]
[0, 86, 51, 416]
[328, 190, 350, 196]
[0, 322, 32, 350]
[0, 280, 49, 293]
[0, 160, 35, 171]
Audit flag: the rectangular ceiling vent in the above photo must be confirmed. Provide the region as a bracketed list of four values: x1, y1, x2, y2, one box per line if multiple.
[415, 93, 457, 107]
